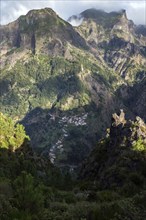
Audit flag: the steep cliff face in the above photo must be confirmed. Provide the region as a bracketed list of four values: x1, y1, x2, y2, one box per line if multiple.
[0, 8, 145, 167]
[70, 9, 146, 80]
[117, 78, 146, 121]
[0, 8, 87, 68]
[80, 111, 146, 189]
[135, 25, 146, 37]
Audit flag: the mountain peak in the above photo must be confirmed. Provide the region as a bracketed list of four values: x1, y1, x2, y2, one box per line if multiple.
[81, 8, 128, 22]
[81, 8, 107, 19]
[68, 8, 128, 28]
[21, 7, 57, 18]
[17, 7, 59, 31]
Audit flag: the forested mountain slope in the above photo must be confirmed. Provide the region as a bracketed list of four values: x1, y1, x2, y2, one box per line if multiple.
[0, 8, 146, 166]
[0, 112, 146, 220]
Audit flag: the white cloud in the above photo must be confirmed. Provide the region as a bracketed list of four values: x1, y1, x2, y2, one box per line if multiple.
[0, 0, 146, 25]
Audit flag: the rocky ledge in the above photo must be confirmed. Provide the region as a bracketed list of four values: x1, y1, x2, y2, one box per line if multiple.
[80, 111, 146, 189]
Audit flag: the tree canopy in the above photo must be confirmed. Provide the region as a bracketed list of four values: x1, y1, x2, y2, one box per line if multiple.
[0, 113, 29, 150]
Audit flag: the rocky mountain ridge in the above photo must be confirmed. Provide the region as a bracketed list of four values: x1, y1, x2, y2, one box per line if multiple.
[0, 7, 145, 167]
[71, 9, 146, 78]
[0, 8, 88, 69]
[80, 110, 146, 189]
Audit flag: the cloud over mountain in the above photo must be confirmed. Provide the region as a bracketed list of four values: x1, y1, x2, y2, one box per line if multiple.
[1, 0, 145, 25]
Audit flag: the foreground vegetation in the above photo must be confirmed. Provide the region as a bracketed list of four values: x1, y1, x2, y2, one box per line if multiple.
[0, 113, 146, 220]
[1, 8, 146, 219]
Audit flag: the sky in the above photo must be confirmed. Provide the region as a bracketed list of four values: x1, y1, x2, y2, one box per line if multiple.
[0, 0, 146, 25]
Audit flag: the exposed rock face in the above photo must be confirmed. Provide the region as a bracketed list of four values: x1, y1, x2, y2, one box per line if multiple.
[0, 8, 146, 167]
[135, 25, 146, 37]
[0, 8, 88, 67]
[111, 109, 126, 126]
[117, 78, 146, 120]
[135, 116, 146, 141]
[73, 9, 146, 78]
[80, 112, 146, 189]
[110, 110, 146, 147]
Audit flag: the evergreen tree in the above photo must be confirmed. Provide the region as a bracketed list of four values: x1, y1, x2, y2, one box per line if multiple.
[0, 113, 29, 150]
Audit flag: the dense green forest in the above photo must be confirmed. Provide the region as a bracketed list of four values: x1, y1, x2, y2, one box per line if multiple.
[0, 112, 146, 220]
